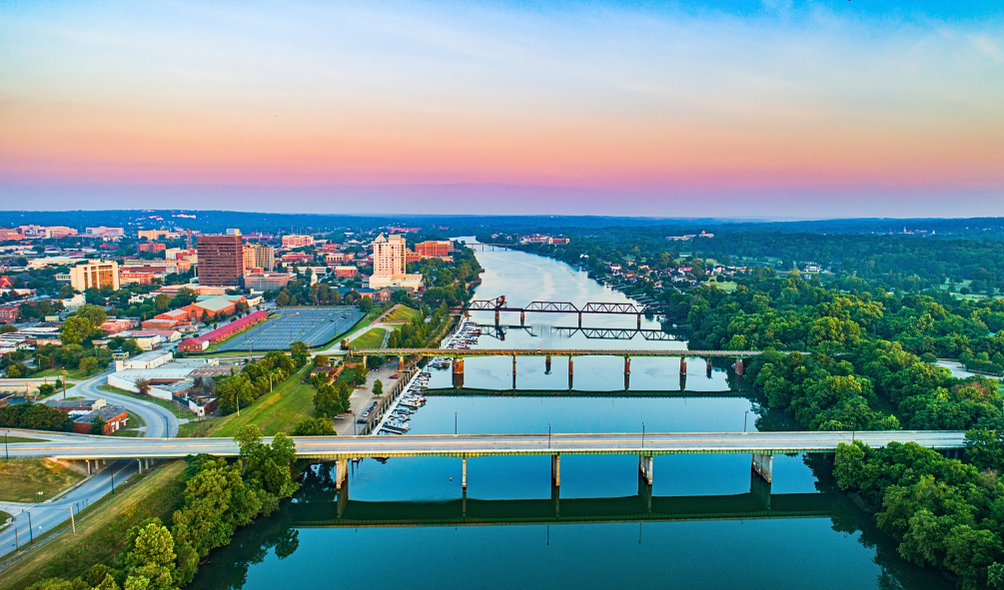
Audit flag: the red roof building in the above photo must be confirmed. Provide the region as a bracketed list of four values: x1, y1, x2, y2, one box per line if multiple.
[178, 310, 268, 352]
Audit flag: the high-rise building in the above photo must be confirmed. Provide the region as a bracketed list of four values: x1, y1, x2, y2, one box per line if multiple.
[369, 233, 423, 291]
[372, 234, 406, 277]
[245, 244, 275, 271]
[197, 234, 243, 286]
[69, 261, 120, 291]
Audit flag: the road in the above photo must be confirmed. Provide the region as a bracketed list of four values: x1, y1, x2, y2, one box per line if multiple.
[0, 371, 179, 560]
[348, 348, 770, 358]
[63, 370, 181, 438]
[3, 430, 967, 460]
[0, 459, 138, 558]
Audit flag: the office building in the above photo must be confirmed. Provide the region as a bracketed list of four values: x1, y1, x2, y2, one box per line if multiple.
[244, 244, 274, 272]
[69, 260, 120, 291]
[414, 240, 454, 258]
[197, 233, 243, 286]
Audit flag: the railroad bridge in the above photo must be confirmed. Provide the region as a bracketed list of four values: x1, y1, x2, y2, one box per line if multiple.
[464, 296, 651, 329]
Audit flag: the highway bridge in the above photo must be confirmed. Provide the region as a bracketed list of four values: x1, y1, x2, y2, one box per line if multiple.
[6, 430, 965, 492]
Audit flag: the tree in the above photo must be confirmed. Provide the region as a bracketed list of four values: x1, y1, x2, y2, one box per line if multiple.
[293, 417, 336, 435]
[353, 364, 368, 386]
[79, 356, 99, 375]
[135, 378, 152, 396]
[234, 425, 299, 515]
[121, 518, 177, 590]
[60, 316, 94, 345]
[289, 341, 309, 368]
[275, 290, 291, 307]
[77, 304, 108, 327]
[154, 293, 171, 312]
[372, 379, 383, 395]
[90, 417, 107, 435]
[358, 297, 373, 312]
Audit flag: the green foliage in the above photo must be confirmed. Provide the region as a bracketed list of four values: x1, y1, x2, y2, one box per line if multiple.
[120, 519, 176, 590]
[234, 425, 299, 515]
[372, 379, 383, 395]
[60, 316, 94, 346]
[79, 357, 99, 375]
[0, 403, 74, 431]
[288, 341, 309, 368]
[293, 417, 336, 436]
[310, 375, 350, 417]
[77, 304, 108, 327]
[90, 417, 107, 435]
[835, 441, 1004, 589]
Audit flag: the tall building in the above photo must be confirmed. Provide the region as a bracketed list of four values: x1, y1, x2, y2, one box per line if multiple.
[197, 233, 243, 286]
[69, 261, 120, 291]
[244, 244, 275, 271]
[369, 234, 423, 291]
[372, 234, 406, 276]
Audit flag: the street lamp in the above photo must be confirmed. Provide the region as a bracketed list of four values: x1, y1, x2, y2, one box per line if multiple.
[548, 423, 551, 450]
[744, 410, 749, 433]
[4, 431, 8, 460]
[641, 423, 645, 450]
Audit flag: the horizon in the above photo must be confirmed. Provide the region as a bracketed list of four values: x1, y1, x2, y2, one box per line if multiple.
[3, 1, 1003, 217]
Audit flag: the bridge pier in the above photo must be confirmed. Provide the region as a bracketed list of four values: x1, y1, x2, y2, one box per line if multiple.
[337, 480, 349, 517]
[638, 473, 653, 513]
[624, 357, 631, 376]
[637, 314, 642, 329]
[706, 358, 713, 377]
[552, 479, 560, 516]
[452, 358, 465, 389]
[86, 460, 91, 475]
[750, 469, 772, 509]
[335, 458, 348, 490]
[551, 454, 561, 487]
[639, 455, 654, 486]
[751, 453, 772, 484]
[462, 457, 468, 491]
[680, 358, 687, 375]
[735, 359, 744, 376]
[495, 310, 500, 326]
[545, 355, 552, 374]
[577, 312, 582, 328]
[520, 311, 525, 327]
[137, 459, 143, 474]
[568, 357, 574, 389]
[398, 356, 405, 371]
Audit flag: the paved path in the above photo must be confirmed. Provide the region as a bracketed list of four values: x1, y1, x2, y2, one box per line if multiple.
[61, 371, 180, 438]
[3, 430, 966, 460]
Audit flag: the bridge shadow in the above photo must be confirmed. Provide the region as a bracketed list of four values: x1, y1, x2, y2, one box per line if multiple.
[290, 470, 833, 528]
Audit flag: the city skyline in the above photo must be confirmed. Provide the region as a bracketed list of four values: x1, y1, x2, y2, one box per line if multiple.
[2, 0, 1002, 217]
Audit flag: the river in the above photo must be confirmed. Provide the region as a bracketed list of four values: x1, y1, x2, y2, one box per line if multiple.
[189, 244, 951, 590]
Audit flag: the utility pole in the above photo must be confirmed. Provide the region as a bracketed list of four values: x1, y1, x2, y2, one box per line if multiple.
[69, 505, 76, 534]
[548, 423, 551, 450]
[62, 369, 67, 400]
[26, 511, 33, 544]
[4, 431, 8, 460]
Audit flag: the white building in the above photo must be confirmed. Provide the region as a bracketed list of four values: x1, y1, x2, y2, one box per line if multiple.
[69, 260, 120, 291]
[369, 233, 423, 290]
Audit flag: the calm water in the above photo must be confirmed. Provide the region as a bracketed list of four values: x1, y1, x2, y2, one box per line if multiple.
[190, 243, 951, 590]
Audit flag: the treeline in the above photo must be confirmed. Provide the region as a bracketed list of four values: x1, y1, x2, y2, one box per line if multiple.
[25, 425, 298, 590]
[835, 435, 1004, 590]
[412, 244, 483, 308]
[0, 403, 73, 431]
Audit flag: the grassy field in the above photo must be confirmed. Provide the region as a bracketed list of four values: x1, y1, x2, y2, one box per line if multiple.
[31, 368, 91, 381]
[0, 458, 86, 502]
[98, 385, 194, 419]
[4, 436, 46, 443]
[1, 510, 10, 527]
[0, 461, 187, 590]
[176, 368, 316, 438]
[351, 327, 389, 349]
[383, 305, 419, 323]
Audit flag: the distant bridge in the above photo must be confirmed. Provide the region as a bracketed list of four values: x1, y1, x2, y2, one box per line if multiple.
[464, 296, 650, 328]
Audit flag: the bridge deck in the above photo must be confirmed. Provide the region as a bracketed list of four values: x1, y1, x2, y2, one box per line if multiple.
[5, 430, 966, 461]
[348, 348, 764, 358]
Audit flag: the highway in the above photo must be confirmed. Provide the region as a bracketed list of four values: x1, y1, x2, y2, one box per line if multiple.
[348, 348, 768, 358]
[3, 430, 966, 460]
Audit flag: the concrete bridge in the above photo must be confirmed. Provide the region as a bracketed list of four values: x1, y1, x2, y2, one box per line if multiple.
[347, 347, 762, 387]
[5, 430, 966, 496]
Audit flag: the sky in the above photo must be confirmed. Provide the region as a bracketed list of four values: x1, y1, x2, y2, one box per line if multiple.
[1, 0, 1002, 218]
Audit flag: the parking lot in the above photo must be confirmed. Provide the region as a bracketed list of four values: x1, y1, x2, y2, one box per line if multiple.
[215, 306, 365, 351]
